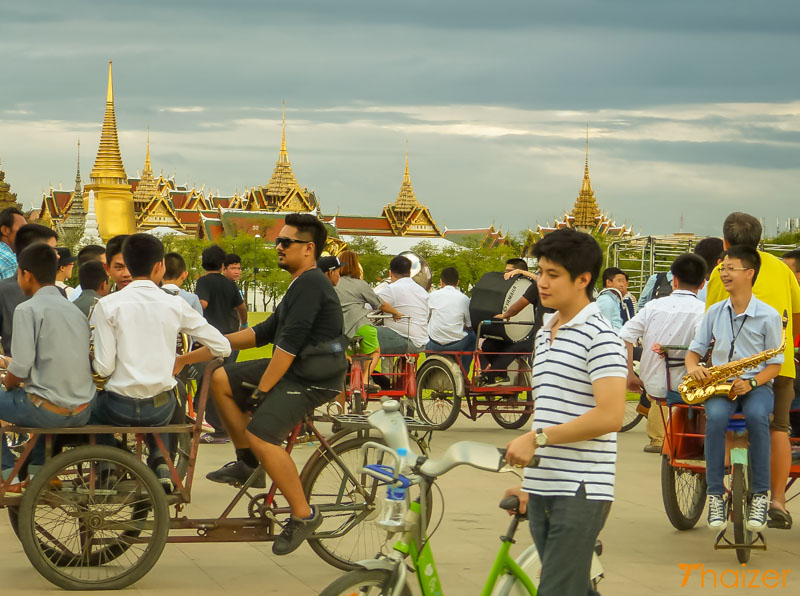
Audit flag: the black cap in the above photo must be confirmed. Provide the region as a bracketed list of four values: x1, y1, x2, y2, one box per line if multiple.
[317, 256, 342, 273]
[56, 247, 76, 267]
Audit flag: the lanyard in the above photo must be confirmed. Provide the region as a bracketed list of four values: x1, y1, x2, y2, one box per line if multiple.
[728, 309, 748, 362]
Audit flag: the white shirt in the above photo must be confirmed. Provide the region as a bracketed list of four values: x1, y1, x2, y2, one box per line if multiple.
[375, 276, 430, 348]
[55, 280, 74, 298]
[525, 302, 627, 501]
[427, 285, 470, 344]
[619, 290, 705, 398]
[91, 279, 231, 398]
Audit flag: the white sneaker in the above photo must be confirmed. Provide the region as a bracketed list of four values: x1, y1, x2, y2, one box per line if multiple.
[707, 494, 727, 530]
[747, 493, 769, 533]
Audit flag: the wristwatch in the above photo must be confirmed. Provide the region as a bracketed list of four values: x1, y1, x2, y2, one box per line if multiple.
[534, 428, 548, 447]
[748, 378, 758, 390]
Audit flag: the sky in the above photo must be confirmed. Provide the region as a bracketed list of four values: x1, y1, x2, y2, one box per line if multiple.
[1, 0, 799, 237]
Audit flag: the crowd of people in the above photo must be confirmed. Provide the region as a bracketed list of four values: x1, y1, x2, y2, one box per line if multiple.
[1, 204, 799, 594]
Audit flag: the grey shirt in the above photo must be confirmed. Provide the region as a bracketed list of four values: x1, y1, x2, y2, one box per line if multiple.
[73, 289, 102, 318]
[7, 286, 95, 408]
[335, 276, 382, 338]
[0, 276, 28, 355]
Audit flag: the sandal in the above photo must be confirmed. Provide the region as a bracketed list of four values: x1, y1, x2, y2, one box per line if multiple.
[767, 507, 793, 530]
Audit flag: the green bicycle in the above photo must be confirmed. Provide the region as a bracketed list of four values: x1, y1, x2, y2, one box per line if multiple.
[319, 400, 604, 596]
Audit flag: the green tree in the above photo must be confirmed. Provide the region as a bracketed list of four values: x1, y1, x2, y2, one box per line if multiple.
[345, 236, 391, 283]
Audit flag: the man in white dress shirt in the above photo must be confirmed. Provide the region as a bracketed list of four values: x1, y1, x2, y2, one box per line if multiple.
[375, 255, 429, 353]
[90, 234, 230, 488]
[619, 254, 707, 453]
[426, 267, 475, 371]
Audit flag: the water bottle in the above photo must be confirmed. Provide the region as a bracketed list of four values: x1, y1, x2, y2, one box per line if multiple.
[378, 484, 408, 531]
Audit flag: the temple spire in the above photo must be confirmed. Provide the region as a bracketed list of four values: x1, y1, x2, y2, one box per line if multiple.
[74, 139, 82, 193]
[280, 100, 287, 161]
[265, 100, 301, 196]
[89, 60, 128, 182]
[570, 126, 601, 231]
[133, 128, 159, 214]
[393, 144, 419, 212]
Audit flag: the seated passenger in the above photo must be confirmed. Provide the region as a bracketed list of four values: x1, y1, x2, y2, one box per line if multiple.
[426, 267, 475, 372]
[0, 243, 95, 487]
[375, 255, 429, 354]
[90, 234, 230, 489]
[72, 260, 110, 317]
[596, 267, 625, 331]
[685, 245, 782, 533]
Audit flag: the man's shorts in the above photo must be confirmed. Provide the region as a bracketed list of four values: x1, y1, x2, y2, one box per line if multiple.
[771, 375, 793, 433]
[225, 358, 340, 445]
[353, 324, 379, 355]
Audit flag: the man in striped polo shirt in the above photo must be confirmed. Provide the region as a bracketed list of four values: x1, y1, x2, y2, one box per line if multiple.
[506, 229, 627, 596]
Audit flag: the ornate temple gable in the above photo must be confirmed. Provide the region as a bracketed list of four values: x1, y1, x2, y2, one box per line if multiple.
[136, 193, 186, 231]
[381, 150, 443, 237]
[0, 160, 21, 210]
[444, 225, 507, 249]
[132, 131, 159, 215]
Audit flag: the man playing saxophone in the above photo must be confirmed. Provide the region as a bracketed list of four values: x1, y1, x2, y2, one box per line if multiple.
[685, 245, 783, 534]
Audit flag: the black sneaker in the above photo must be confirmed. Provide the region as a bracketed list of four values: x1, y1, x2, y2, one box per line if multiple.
[155, 464, 174, 493]
[206, 460, 266, 488]
[272, 507, 323, 555]
[484, 375, 511, 387]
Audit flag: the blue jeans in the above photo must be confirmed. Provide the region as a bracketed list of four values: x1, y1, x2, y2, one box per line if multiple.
[426, 330, 476, 373]
[528, 484, 611, 596]
[704, 384, 773, 495]
[91, 390, 177, 467]
[0, 387, 92, 472]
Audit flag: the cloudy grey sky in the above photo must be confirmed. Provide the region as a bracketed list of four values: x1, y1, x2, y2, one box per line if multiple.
[1, 0, 799, 236]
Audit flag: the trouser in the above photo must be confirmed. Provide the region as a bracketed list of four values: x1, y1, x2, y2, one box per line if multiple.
[0, 387, 92, 473]
[91, 389, 177, 467]
[528, 484, 611, 596]
[375, 326, 425, 354]
[426, 330, 476, 372]
[704, 385, 773, 495]
[646, 396, 668, 443]
[479, 337, 533, 379]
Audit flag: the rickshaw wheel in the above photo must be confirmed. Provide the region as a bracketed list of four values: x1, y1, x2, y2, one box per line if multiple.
[661, 456, 706, 530]
[489, 391, 532, 429]
[414, 359, 461, 430]
[18, 445, 169, 590]
[731, 462, 752, 563]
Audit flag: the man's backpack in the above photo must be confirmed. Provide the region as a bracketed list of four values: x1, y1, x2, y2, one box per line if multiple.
[652, 272, 673, 300]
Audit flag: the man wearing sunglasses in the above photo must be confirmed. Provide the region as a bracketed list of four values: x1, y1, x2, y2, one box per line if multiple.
[175, 213, 346, 555]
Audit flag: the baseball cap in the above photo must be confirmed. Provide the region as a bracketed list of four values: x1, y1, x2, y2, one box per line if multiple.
[56, 247, 76, 267]
[317, 256, 342, 273]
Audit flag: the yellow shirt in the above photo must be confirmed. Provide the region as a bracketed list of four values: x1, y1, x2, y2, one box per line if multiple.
[705, 250, 800, 378]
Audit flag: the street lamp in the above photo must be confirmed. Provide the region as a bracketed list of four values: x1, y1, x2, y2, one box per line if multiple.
[253, 233, 261, 311]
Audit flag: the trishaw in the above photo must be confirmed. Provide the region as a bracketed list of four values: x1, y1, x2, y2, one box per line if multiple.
[658, 346, 800, 563]
[413, 320, 534, 431]
[0, 360, 435, 590]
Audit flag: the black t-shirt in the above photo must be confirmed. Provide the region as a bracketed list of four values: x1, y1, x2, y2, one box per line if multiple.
[253, 268, 344, 382]
[195, 273, 244, 334]
[522, 282, 553, 340]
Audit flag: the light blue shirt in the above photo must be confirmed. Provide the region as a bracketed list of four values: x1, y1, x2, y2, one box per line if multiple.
[638, 271, 674, 310]
[689, 295, 784, 378]
[69, 284, 83, 302]
[0, 241, 17, 280]
[696, 283, 707, 303]
[596, 289, 623, 331]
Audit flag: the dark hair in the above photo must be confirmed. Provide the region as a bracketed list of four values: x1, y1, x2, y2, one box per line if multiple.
[693, 237, 724, 277]
[122, 234, 165, 278]
[105, 235, 130, 264]
[722, 212, 761, 248]
[670, 254, 706, 288]
[201, 244, 226, 271]
[505, 258, 528, 271]
[725, 245, 761, 285]
[440, 267, 459, 286]
[14, 224, 58, 254]
[77, 244, 106, 266]
[601, 267, 624, 287]
[224, 253, 242, 267]
[782, 248, 800, 273]
[389, 255, 412, 276]
[164, 252, 187, 279]
[0, 207, 24, 235]
[284, 213, 327, 259]
[78, 260, 108, 291]
[17, 243, 58, 285]
[531, 229, 602, 299]
[337, 250, 362, 279]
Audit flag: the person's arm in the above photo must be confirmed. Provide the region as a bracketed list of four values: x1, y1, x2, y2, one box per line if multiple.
[379, 301, 404, 321]
[4, 308, 34, 390]
[618, 309, 645, 390]
[179, 301, 232, 358]
[174, 328, 256, 374]
[236, 303, 248, 326]
[637, 274, 657, 310]
[89, 300, 117, 378]
[685, 311, 713, 381]
[497, 296, 530, 320]
[624, 341, 643, 392]
[256, 347, 294, 393]
[503, 269, 536, 281]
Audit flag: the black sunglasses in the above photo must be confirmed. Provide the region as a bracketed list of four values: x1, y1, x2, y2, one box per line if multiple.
[274, 236, 311, 249]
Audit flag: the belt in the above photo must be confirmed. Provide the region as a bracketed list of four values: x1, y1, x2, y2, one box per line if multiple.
[27, 393, 90, 416]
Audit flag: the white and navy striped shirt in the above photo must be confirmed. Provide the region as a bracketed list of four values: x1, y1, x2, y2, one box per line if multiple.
[523, 302, 627, 501]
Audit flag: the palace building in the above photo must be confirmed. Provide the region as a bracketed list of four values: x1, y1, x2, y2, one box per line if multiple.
[0, 160, 21, 211]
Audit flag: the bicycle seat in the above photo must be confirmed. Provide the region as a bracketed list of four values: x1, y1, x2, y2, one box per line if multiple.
[498, 495, 524, 517]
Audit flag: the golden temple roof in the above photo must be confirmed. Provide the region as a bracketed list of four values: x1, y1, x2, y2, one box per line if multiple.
[89, 61, 128, 183]
[133, 130, 159, 209]
[264, 102, 302, 197]
[569, 127, 601, 230]
[392, 149, 419, 212]
[0, 158, 19, 209]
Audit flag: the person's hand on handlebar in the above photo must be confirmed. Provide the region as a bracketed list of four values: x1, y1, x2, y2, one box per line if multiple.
[503, 485, 529, 515]
[505, 433, 536, 468]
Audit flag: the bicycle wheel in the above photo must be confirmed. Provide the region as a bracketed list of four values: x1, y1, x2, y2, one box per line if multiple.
[302, 435, 431, 570]
[620, 395, 644, 432]
[731, 462, 752, 563]
[18, 445, 170, 590]
[489, 391, 533, 430]
[415, 359, 461, 430]
[660, 456, 706, 530]
[319, 568, 411, 596]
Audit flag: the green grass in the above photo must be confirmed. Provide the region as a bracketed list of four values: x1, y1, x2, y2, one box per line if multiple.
[236, 312, 273, 362]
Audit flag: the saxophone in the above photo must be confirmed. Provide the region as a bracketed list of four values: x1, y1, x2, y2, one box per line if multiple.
[678, 311, 787, 405]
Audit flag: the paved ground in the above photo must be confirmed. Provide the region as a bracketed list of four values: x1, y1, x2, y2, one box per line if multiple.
[2, 415, 798, 595]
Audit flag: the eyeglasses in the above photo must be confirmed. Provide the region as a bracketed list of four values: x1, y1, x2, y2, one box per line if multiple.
[274, 237, 311, 249]
[719, 266, 752, 274]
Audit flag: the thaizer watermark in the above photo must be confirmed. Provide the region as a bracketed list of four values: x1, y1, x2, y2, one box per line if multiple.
[680, 563, 791, 589]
